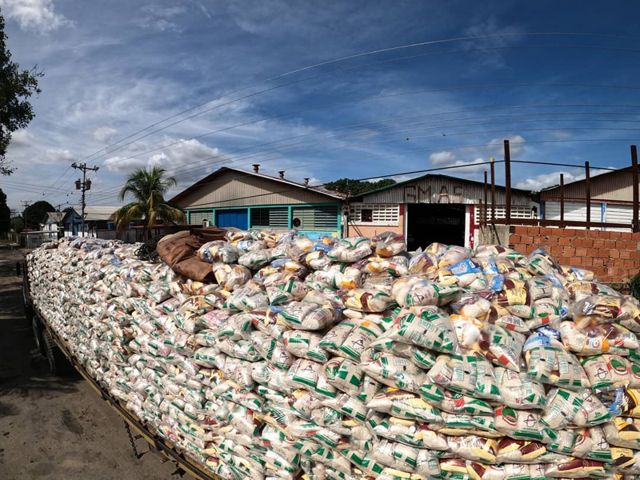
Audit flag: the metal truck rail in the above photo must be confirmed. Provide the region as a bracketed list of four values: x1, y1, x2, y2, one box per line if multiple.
[22, 261, 218, 480]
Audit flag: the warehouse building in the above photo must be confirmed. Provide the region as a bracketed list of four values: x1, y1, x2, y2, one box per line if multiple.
[539, 167, 636, 229]
[347, 173, 536, 250]
[170, 166, 345, 238]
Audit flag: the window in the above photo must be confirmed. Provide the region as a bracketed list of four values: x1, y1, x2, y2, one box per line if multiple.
[474, 205, 536, 224]
[189, 210, 213, 225]
[250, 207, 288, 229]
[291, 205, 338, 231]
[349, 204, 399, 225]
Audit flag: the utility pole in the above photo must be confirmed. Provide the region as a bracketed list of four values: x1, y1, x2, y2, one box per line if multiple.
[72, 162, 99, 237]
[21, 201, 31, 230]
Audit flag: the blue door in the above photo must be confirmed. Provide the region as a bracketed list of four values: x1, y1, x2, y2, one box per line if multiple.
[215, 209, 248, 229]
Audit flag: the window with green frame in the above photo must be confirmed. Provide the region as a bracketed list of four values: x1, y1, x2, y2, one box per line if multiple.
[250, 207, 288, 229]
[291, 205, 338, 231]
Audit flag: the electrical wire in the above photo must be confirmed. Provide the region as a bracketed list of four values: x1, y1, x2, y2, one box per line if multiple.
[85, 109, 640, 200]
[79, 32, 640, 165]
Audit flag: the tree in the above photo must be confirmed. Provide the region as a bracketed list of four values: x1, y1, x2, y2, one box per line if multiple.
[10, 215, 23, 233]
[23, 200, 54, 229]
[325, 178, 397, 197]
[0, 187, 9, 234]
[0, 10, 43, 175]
[111, 166, 184, 239]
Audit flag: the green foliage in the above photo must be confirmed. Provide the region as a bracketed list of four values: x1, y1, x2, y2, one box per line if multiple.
[0, 11, 43, 175]
[0, 187, 9, 233]
[324, 177, 396, 196]
[631, 271, 640, 301]
[23, 200, 54, 229]
[112, 166, 184, 237]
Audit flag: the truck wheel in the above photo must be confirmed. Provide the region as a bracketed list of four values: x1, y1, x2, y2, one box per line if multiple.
[42, 330, 72, 376]
[32, 315, 46, 356]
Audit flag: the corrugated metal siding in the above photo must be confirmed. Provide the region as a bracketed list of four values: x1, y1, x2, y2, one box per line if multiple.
[540, 170, 635, 202]
[360, 177, 532, 205]
[189, 211, 214, 225]
[292, 206, 338, 230]
[545, 201, 602, 222]
[174, 171, 337, 208]
[544, 200, 633, 230]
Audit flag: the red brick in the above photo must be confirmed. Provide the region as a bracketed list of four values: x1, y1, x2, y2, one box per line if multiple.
[568, 256, 581, 265]
[624, 259, 636, 268]
[575, 247, 588, 257]
[593, 239, 605, 248]
[610, 232, 623, 240]
[562, 246, 575, 257]
[581, 257, 593, 267]
[593, 258, 604, 267]
[520, 235, 533, 244]
[621, 249, 632, 259]
[544, 236, 559, 245]
[510, 234, 521, 244]
[576, 238, 594, 248]
[559, 237, 572, 246]
[609, 249, 621, 259]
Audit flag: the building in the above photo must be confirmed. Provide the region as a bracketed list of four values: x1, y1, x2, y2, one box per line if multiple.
[540, 167, 636, 229]
[347, 173, 536, 249]
[170, 166, 345, 238]
[41, 211, 64, 233]
[59, 206, 118, 237]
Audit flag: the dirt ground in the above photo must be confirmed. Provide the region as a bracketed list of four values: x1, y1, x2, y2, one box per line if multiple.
[0, 247, 179, 480]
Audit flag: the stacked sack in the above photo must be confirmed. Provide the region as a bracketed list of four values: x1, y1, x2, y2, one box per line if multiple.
[26, 231, 640, 480]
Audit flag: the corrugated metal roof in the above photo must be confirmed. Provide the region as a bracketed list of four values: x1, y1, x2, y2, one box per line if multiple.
[170, 167, 344, 208]
[540, 167, 635, 202]
[44, 211, 64, 223]
[353, 173, 534, 205]
[73, 205, 119, 221]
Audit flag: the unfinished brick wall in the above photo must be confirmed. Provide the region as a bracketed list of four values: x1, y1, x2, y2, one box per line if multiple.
[508, 226, 640, 283]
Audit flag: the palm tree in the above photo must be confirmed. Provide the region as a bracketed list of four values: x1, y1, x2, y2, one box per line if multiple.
[111, 166, 184, 239]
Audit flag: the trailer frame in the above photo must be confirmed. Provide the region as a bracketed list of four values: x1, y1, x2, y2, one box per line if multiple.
[22, 261, 219, 480]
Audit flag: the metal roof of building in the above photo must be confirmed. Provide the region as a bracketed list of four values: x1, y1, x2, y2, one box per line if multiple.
[170, 166, 344, 205]
[44, 211, 65, 223]
[72, 206, 120, 221]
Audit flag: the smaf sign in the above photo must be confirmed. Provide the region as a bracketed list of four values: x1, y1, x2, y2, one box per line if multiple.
[403, 182, 478, 204]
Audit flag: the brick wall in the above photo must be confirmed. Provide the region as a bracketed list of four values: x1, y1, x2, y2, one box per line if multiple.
[508, 226, 640, 283]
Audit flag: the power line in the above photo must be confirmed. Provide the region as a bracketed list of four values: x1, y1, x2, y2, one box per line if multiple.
[87, 81, 640, 168]
[85, 111, 640, 200]
[78, 32, 640, 165]
[179, 157, 624, 210]
[71, 162, 99, 237]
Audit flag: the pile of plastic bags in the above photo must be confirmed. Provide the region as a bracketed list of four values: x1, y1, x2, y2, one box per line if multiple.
[26, 230, 640, 480]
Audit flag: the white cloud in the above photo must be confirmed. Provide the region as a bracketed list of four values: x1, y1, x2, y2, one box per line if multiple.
[549, 130, 572, 141]
[515, 171, 584, 191]
[92, 126, 117, 143]
[8, 129, 34, 148]
[429, 150, 456, 165]
[0, 0, 71, 33]
[462, 17, 524, 68]
[487, 134, 526, 157]
[104, 138, 226, 184]
[45, 147, 74, 163]
[136, 4, 186, 32]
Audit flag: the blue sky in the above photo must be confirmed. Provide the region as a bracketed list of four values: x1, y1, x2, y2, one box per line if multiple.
[2, 0, 640, 210]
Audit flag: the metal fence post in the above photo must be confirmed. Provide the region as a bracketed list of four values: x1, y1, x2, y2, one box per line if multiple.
[632, 145, 639, 233]
[504, 140, 511, 225]
[585, 161, 591, 230]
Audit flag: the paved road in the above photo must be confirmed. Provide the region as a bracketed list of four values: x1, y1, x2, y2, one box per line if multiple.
[0, 248, 178, 480]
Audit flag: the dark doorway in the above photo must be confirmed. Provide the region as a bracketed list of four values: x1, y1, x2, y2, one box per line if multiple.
[407, 204, 466, 250]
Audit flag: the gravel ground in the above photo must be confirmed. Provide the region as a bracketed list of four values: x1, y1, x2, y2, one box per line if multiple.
[0, 247, 180, 480]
